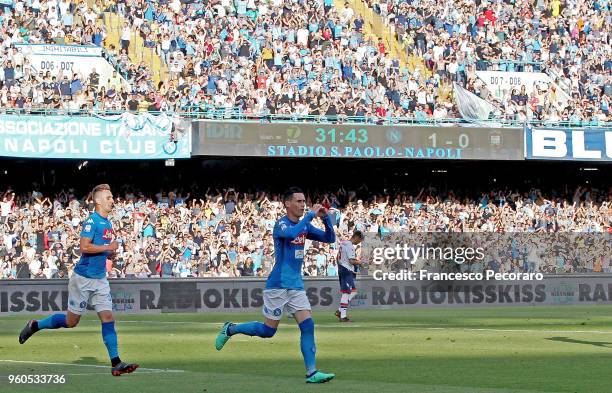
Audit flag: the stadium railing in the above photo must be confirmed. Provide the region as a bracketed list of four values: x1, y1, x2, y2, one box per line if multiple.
[1, 108, 611, 128]
[101, 47, 131, 81]
[477, 60, 545, 72]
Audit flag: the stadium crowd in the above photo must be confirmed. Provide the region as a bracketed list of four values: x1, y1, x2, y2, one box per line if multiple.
[0, 185, 610, 280]
[0, 0, 155, 111]
[367, 0, 612, 123]
[0, 0, 609, 123]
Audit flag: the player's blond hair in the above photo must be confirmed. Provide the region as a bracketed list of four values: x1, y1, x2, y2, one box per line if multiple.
[91, 184, 112, 204]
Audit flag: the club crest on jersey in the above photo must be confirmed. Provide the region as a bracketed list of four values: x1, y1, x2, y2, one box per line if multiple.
[102, 228, 113, 240]
[291, 232, 306, 245]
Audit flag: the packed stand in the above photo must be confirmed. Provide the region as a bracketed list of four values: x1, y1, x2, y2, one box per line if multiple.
[367, 0, 612, 123]
[0, 0, 610, 123]
[0, 185, 610, 281]
[0, 0, 156, 112]
[84, 0, 459, 120]
[0, 0, 455, 122]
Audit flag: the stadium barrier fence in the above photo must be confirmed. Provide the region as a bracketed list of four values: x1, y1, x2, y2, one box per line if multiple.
[1, 113, 609, 161]
[0, 109, 609, 128]
[1, 276, 611, 315]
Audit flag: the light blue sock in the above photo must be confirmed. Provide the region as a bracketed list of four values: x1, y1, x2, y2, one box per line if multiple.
[299, 318, 317, 375]
[101, 321, 119, 361]
[228, 321, 276, 338]
[37, 314, 67, 330]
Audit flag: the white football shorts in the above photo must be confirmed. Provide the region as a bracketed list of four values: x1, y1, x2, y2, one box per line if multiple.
[262, 289, 311, 320]
[67, 272, 113, 314]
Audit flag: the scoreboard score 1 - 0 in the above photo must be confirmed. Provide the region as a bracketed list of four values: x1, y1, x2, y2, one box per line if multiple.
[193, 122, 524, 161]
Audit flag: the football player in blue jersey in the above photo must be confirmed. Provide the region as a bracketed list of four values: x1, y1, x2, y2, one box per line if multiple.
[215, 187, 336, 383]
[19, 184, 139, 376]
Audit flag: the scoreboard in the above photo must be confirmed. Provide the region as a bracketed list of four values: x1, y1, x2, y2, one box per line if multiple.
[193, 121, 524, 160]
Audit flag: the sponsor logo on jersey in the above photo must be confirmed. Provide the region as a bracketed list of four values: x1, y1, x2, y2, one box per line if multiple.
[102, 228, 113, 240]
[84, 224, 92, 232]
[291, 232, 306, 245]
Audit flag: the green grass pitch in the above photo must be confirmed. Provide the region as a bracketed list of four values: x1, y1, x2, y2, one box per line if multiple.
[1, 306, 612, 393]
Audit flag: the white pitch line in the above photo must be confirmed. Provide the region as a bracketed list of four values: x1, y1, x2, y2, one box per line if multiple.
[453, 327, 612, 335]
[0, 371, 168, 377]
[117, 320, 441, 327]
[337, 323, 612, 332]
[0, 360, 185, 373]
[119, 320, 219, 325]
[114, 320, 612, 334]
[325, 324, 612, 334]
[11, 317, 606, 333]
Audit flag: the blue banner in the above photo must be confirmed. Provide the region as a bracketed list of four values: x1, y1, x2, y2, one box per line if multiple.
[525, 126, 612, 161]
[0, 114, 191, 159]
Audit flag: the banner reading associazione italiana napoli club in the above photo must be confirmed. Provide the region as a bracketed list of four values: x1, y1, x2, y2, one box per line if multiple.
[0, 113, 191, 159]
[2, 276, 612, 315]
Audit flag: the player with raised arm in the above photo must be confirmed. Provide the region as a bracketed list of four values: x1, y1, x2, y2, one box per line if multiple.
[215, 187, 336, 383]
[19, 184, 139, 376]
[335, 231, 363, 322]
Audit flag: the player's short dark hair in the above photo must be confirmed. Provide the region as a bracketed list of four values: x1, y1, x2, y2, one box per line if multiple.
[353, 230, 364, 240]
[283, 187, 304, 202]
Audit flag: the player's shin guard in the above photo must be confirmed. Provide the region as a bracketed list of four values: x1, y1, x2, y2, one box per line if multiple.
[299, 318, 317, 375]
[229, 321, 276, 338]
[37, 313, 67, 330]
[101, 321, 120, 365]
